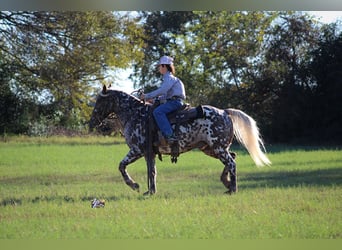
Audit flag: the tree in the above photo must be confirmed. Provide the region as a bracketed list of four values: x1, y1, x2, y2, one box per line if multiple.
[132, 11, 276, 106]
[260, 12, 321, 142]
[168, 11, 277, 106]
[308, 23, 342, 143]
[0, 52, 26, 134]
[0, 11, 144, 133]
[130, 11, 194, 89]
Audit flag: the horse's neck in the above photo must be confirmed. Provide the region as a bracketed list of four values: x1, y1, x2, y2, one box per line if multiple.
[116, 95, 147, 126]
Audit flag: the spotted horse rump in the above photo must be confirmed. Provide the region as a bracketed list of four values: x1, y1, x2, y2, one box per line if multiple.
[89, 85, 271, 195]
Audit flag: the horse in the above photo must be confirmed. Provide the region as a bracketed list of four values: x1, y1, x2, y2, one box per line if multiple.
[89, 85, 271, 195]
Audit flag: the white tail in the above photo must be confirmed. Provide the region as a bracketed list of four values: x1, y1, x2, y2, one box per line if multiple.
[226, 108, 271, 167]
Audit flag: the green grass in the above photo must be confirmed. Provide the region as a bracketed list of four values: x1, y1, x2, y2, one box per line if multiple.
[0, 137, 341, 239]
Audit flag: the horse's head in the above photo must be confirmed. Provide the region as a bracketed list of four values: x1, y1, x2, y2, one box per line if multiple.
[89, 85, 120, 132]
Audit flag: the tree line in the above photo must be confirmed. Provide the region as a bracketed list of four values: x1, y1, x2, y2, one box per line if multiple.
[0, 11, 341, 143]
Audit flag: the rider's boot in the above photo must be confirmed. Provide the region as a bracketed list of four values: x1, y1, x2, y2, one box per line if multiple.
[166, 133, 178, 144]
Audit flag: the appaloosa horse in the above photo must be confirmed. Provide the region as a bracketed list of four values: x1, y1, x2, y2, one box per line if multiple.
[89, 85, 271, 195]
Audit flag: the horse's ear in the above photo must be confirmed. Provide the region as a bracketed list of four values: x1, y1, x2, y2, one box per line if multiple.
[102, 85, 107, 94]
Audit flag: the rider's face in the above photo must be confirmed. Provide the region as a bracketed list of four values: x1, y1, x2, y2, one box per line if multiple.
[158, 64, 168, 75]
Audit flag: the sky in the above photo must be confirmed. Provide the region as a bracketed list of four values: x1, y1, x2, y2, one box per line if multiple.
[308, 11, 342, 23]
[110, 11, 342, 94]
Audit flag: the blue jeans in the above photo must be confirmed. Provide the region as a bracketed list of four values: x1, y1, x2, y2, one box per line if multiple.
[153, 100, 183, 137]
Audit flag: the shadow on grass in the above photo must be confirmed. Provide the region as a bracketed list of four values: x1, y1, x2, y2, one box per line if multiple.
[2, 167, 341, 206]
[239, 167, 342, 189]
[0, 173, 124, 206]
[0, 194, 124, 207]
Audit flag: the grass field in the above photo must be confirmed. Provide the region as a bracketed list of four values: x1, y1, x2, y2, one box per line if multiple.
[0, 136, 341, 239]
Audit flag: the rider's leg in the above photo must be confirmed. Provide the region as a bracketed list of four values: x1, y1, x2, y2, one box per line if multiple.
[153, 100, 182, 138]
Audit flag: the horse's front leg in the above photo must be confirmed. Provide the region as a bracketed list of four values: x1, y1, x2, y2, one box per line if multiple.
[119, 149, 143, 192]
[143, 154, 157, 195]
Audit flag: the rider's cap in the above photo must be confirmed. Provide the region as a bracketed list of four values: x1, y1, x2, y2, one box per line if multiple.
[158, 56, 174, 65]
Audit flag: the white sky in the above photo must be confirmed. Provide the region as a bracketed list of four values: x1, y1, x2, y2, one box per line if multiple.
[307, 11, 342, 23]
[111, 11, 342, 94]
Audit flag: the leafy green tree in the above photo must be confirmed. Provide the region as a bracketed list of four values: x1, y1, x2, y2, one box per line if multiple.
[260, 12, 321, 142]
[0, 51, 39, 134]
[0, 11, 144, 132]
[130, 11, 194, 88]
[308, 23, 342, 143]
[132, 11, 276, 106]
[169, 11, 277, 106]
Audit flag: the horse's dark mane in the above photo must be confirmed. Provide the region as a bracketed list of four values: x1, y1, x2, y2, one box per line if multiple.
[106, 89, 147, 108]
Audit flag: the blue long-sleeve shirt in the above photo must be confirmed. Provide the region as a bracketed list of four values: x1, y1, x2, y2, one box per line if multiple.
[144, 72, 186, 100]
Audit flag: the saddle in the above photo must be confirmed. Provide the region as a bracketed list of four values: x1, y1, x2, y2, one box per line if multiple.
[168, 104, 205, 124]
[147, 102, 205, 163]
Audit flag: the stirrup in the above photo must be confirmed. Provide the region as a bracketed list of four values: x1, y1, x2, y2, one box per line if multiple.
[166, 136, 178, 144]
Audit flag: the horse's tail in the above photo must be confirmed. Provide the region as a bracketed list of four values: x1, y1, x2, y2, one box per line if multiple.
[226, 108, 271, 167]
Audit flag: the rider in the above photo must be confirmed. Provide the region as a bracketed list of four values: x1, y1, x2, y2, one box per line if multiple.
[141, 55, 186, 143]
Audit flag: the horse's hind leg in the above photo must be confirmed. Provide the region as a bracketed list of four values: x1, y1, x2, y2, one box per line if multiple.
[218, 149, 237, 194]
[200, 146, 237, 193]
[221, 165, 237, 194]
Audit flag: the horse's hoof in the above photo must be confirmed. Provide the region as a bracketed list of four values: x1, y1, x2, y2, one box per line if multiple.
[131, 183, 140, 192]
[143, 190, 155, 196]
[225, 189, 237, 195]
[143, 191, 151, 196]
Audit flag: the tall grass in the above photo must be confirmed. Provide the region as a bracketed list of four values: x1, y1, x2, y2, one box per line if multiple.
[0, 137, 341, 239]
